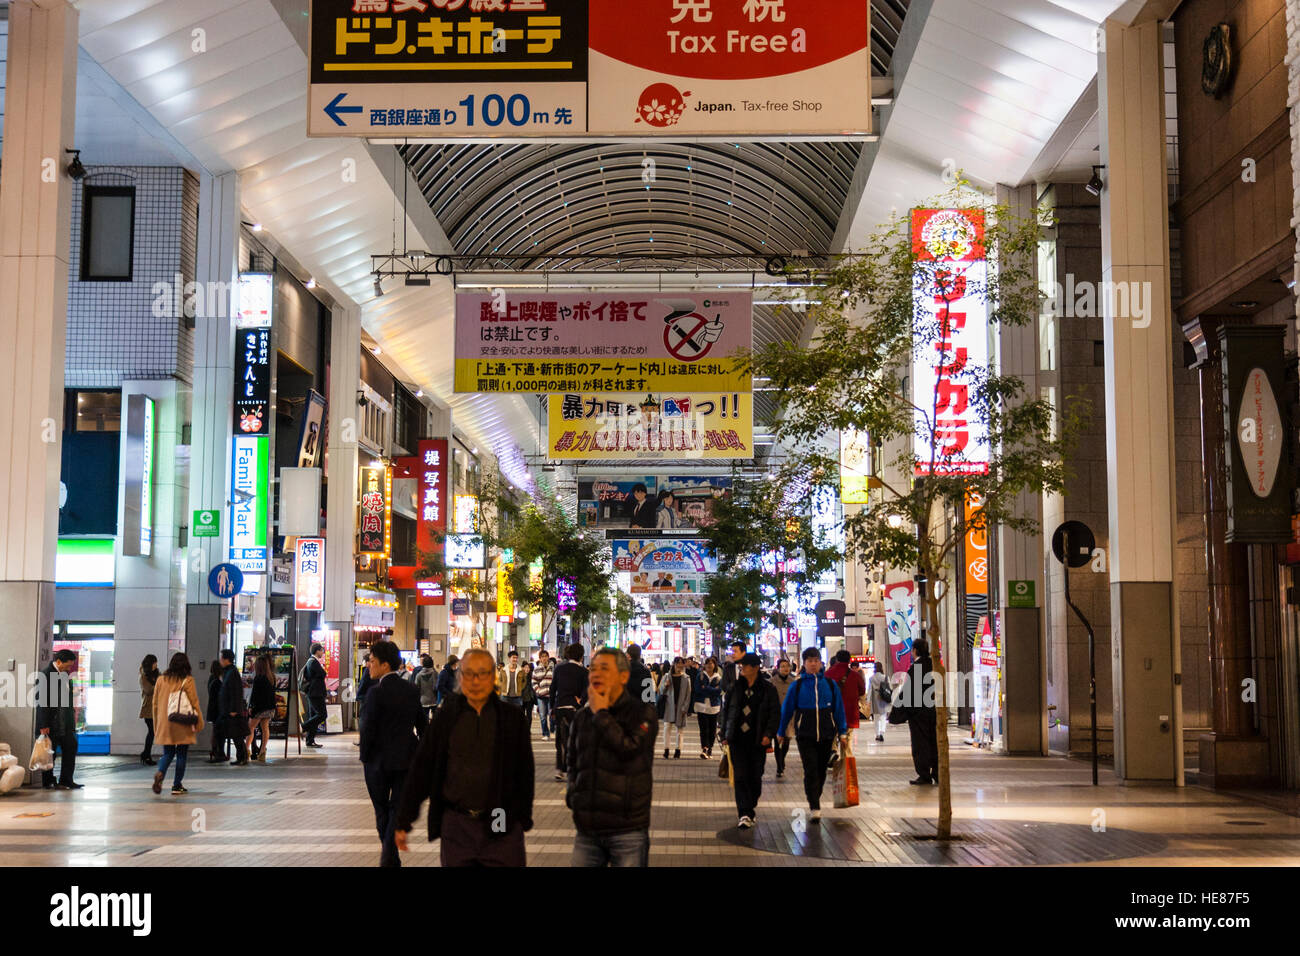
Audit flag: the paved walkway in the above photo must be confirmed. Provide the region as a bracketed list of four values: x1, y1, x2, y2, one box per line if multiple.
[2, 723, 1298, 866]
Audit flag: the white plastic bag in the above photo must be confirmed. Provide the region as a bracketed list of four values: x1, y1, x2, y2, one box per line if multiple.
[28, 733, 54, 772]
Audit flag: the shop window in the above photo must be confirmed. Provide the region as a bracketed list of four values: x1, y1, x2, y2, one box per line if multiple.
[80, 186, 135, 281]
[66, 389, 121, 432]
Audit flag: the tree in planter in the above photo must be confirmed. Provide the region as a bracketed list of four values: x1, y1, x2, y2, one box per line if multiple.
[501, 494, 613, 649]
[745, 190, 1086, 839]
[703, 466, 842, 657]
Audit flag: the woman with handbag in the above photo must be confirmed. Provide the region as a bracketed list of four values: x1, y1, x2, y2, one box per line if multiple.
[151, 652, 205, 795]
[138, 654, 159, 766]
[657, 657, 693, 759]
[245, 654, 277, 762]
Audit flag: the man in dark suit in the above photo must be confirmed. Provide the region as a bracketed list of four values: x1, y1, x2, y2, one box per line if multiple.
[359, 640, 423, 868]
[301, 643, 328, 746]
[35, 650, 81, 790]
[219, 650, 249, 765]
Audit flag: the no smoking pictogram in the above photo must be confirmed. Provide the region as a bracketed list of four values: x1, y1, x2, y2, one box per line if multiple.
[663, 311, 719, 360]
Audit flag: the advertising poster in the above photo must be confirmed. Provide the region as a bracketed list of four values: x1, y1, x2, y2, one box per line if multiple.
[242, 645, 297, 737]
[664, 475, 732, 527]
[972, 616, 1001, 747]
[307, 0, 590, 137]
[631, 572, 705, 594]
[911, 208, 990, 476]
[454, 291, 751, 394]
[963, 491, 988, 645]
[883, 579, 918, 676]
[588, 0, 871, 136]
[613, 538, 717, 573]
[549, 392, 752, 459]
[296, 390, 327, 467]
[649, 592, 705, 614]
[577, 475, 659, 529]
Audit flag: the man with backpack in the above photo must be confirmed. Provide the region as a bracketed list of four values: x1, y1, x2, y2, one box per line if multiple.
[824, 650, 866, 742]
[776, 647, 848, 821]
[549, 643, 588, 781]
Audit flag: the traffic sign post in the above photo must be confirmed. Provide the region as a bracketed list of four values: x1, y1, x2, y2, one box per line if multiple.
[1051, 521, 1098, 786]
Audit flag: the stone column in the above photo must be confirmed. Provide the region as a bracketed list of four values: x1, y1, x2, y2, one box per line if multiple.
[1097, 17, 1181, 782]
[324, 303, 360, 721]
[0, 0, 78, 767]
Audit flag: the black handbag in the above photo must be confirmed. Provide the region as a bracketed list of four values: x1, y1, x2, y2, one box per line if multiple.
[166, 683, 200, 726]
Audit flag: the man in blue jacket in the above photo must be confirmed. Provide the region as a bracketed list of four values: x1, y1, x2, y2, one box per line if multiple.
[777, 646, 848, 821]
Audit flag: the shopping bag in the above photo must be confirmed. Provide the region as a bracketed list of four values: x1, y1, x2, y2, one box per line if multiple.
[832, 740, 860, 808]
[718, 744, 731, 782]
[28, 733, 54, 772]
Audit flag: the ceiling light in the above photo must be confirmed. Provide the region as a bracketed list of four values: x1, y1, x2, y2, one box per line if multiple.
[374, 276, 384, 298]
[305, 277, 316, 289]
[415, 388, 423, 398]
[251, 222, 264, 232]
[371, 345, 382, 355]
[1232, 301, 1259, 309]
[405, 274, 431, 287]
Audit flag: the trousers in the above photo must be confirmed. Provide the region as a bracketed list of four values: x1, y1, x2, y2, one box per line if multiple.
[439, 813, 526, 867]
[795, 737, 834, 810]
[363, 763, 406, 867]
[730, 741, 767, 819]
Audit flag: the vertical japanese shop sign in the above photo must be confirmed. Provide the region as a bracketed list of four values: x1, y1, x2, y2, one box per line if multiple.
[358, 465, 390, 556]
[1220, 325, 1292, 542]
[497, 562, 515, 622]
[963, 491, 988, 643]
[589, 0, 870, 136]
[417, 439, 448, 605]
[234, 327, 272, 437]
[307, 0, 589, 137]
[911, 209, 990, 476]
[295, 538, 326, 611]
[230, 435, 269, 573]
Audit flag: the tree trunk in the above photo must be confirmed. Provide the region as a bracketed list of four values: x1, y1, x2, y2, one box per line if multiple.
[925, 592, 953, 839]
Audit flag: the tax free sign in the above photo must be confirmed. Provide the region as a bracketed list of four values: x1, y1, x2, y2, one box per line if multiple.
[307, 0, 868, 137]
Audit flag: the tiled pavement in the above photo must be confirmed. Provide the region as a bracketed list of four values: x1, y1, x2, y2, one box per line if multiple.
[2, 724, 1299, 867]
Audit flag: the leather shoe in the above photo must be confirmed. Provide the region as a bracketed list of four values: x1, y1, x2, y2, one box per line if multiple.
[908, 776, 933, 786]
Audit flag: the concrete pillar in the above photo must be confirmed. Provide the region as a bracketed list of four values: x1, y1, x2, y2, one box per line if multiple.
[324, 303, 359, 717]
[995, 182, 1047, 756]
[111, 380, 186, 754]
[186, 172, 239, 607]
[1098, 17, 1181, 783]
[0, 0, 78, 767]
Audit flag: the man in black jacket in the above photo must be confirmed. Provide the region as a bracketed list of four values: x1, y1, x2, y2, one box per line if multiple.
[567, 646, 658, 867]
[625, 643, 655, 706]
[219, 650, 250, 765]
[549, 643, 588, 782]
[393, 647, 534, 867]
[724, 653, 780, 828]
[719, 640, 746, 738]
[358, 640, 422, 867]
[35, 650, 81, 790]
[301, 643, 328, 746]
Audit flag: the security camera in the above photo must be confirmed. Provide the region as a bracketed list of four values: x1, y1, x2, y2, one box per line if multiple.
[357, 391, 369, 408]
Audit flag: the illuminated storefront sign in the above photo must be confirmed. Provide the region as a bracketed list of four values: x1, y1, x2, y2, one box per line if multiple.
[840, 429, 872, 504]
[417, 440, 448, 605]
[358, 465, 390, 557]
[237, 272, 274, 329]
[229, 435, 269, 573]
[294, 537, 326, 612]
[911, 208, 989, 476]
[445, 534, 486, 569]
[497, 562, 515, 623]
[233, 327, 272, 437]
[454, 494, 479, 534]
[963, 491, 988, 644]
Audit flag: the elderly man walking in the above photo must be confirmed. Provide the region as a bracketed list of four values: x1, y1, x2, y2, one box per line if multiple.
[393, 648, 534, 867]
[565, 646, 658, 867]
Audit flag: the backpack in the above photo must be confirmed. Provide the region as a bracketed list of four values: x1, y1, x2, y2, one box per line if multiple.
[299, 661, 313, 692]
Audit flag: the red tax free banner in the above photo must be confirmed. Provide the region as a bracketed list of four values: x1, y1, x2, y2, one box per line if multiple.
[417, 439, 448, 606]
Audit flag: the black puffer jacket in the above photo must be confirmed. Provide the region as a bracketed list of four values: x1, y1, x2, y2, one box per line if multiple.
[565, 691, 658, 835]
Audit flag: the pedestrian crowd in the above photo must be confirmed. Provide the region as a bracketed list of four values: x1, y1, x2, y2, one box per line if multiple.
[32, 636, 939, 867]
